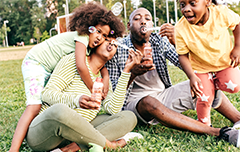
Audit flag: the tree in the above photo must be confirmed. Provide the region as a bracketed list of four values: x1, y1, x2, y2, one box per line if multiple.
[40, 30, 50, 42]
[33, 27, 41, 44]
[30, 3, 47, 34]
[0, 0, 39, 45]
[140, 0, 182, 26]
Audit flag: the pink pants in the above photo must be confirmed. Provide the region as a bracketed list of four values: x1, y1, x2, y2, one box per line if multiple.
[196, 67, 240, 126]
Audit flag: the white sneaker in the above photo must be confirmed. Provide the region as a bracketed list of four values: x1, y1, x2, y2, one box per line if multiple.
[50, 148, 62, 152]
[118, 132, 143, 143]
[233, 120, 240, 130]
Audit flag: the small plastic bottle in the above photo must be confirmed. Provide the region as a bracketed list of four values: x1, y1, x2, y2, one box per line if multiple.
[143, 42, 153, 64]
[91, 77, 103, 109]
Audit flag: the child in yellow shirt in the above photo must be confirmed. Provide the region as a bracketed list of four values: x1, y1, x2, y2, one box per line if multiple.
[175, 0, 240, 126]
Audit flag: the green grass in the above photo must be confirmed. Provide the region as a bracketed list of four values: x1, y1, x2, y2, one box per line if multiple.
[1, 55, 240, 151]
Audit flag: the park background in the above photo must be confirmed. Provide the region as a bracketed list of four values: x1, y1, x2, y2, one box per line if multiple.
[1, 0, 240, 151]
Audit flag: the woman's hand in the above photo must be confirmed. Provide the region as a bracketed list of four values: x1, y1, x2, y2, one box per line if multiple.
[79, 95, 100, 110]
[123, 49, 143, 73]
[189, 75, 203, 98]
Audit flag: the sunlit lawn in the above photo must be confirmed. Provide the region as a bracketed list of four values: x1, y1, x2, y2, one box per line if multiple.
[1, 47, 240, 151]
[0, 45, 35, 52]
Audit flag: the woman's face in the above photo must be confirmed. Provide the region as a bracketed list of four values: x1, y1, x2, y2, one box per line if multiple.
[88, 24, 110, 48]
[96, 38, 117, 61]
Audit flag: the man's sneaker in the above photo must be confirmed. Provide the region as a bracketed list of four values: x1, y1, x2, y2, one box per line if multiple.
[212, 90, 222, 109]
[217, 126, 240, 147]
[233, 120, 240, 130]
[118, 132, 143, 143]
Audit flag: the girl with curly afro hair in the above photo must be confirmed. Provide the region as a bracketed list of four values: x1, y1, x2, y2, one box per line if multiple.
[9, 2, 125, 152]
[68, 2, 125, 97]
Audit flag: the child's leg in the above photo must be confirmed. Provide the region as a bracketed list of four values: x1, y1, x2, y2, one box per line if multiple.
[22, 57, 51, 105]
[195, 73, 215, 126]
[215, 67, 240, 93]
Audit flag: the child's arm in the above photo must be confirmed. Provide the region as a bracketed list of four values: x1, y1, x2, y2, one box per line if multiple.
[75, 41, 93, 91]
[9, 104, 41, 152]
[100, 66, 109, 99]
[178, 54, 202, 97]
[230, 24, 240, 68]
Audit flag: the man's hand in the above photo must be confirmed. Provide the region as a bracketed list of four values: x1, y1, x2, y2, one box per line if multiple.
[79, 95, 100, 110]
[131, 57, 155, 77]
[159, 23, 175, 45]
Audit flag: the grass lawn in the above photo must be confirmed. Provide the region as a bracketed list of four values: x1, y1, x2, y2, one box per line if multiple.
[1, 48, 240, 151]
[0, 45, 35, 53]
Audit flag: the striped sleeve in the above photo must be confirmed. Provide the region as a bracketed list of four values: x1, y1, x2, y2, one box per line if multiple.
[103, 72, 131, 114]
[41, 53, 83, 108]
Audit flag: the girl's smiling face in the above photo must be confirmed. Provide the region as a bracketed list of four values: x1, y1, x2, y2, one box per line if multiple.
[179, 0, 211, 26]
[88, 24, 110, 48]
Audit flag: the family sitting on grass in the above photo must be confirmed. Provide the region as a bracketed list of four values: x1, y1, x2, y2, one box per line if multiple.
[9, 0, 240, 151]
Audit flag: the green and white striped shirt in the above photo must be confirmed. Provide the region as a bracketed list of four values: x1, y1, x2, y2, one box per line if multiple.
[41, 53, 130, 122]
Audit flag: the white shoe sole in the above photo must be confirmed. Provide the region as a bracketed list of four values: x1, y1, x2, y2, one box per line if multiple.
[118, 132, 143, 142]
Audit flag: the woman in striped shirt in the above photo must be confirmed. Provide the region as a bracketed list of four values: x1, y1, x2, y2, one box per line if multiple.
[25, 38, 143, 152]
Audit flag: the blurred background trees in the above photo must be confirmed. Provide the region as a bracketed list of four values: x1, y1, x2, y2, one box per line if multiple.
[0, 0, 239, 46]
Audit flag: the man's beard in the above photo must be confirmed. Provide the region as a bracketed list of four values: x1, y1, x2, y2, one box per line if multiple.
[131, 33, 147, 45]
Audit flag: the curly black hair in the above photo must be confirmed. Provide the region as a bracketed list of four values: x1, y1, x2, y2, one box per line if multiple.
[68, 2, 125, 38]
[212, 0, 218, 5]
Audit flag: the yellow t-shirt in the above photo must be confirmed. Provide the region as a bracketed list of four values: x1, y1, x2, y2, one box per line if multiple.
[175, 5, 240, 73]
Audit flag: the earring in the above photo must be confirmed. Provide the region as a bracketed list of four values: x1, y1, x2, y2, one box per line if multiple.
[88, 26, 96, 33]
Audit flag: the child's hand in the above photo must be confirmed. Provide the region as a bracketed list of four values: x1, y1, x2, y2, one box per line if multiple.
[189, 75, 203, 98]
[230, 46, 240, 68]
[123, 49, 143, 73]
[102, 78, 109, 100]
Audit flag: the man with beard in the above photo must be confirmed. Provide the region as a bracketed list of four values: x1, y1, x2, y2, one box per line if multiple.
[105, 8, 240, 147]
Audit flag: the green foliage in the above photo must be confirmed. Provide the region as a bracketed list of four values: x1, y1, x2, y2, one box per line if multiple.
[228, 2, 240, 15]
[140, 0, 182, 25]
[33, 27, 41, 44]
[40, 30, 50, 42]
[0, 0, 39, 45]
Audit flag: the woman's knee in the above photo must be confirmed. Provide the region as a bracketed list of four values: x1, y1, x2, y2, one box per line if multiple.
[46, 104, 72, 121]
[120, 110, 137, 127]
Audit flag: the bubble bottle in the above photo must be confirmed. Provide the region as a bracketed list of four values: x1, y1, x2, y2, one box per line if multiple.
[91, 77, 103, 109]
[143, 42, 153, 64]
